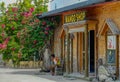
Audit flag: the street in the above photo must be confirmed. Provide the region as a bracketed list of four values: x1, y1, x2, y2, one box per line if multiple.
[0, 66, 89, 82]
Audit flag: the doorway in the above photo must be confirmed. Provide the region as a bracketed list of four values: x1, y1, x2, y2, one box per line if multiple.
[89, 30, 95, 73]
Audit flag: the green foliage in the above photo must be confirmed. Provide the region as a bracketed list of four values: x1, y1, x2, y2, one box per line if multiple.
[0, 0, 55, 63]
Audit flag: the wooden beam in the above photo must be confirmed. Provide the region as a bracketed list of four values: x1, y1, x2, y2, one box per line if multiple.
[116, 35, 119, 79]
[71, 38, 73, 73]
[59, 29, 65, 38]
[69, 27, 85, 33]
[95, 23, 99, 76]
[85, 24, 89, 77]
[66, 31, 70, 74]
[98, 19, 120, 37]
[77, 32, 80, 72]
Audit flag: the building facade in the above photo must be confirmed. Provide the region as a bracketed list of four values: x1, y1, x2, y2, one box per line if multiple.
[39, 0, 120, 79]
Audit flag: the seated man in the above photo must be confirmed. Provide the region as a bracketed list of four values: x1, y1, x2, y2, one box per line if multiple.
[98, 59, 113, 82]
[98, 65, 110, 81]
[50, 54, 60, 75]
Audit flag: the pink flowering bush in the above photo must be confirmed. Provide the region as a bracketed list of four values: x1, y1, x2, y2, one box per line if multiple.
[0, 0, 54, 62]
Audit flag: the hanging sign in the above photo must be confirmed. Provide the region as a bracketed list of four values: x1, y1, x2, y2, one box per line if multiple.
[64, 11, 86, 24]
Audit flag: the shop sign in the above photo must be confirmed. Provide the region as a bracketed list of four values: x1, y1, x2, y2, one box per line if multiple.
[64, 11, 86, 24]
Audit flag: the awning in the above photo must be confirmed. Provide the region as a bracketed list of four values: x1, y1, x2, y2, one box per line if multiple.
[69, 27, 85, 33]
[62, 20, 87, 33]
[63, 20, 87, 27]
[38, 0, 106, 18]
[106, 19, 120, 34]
[97, 18, 120, 36]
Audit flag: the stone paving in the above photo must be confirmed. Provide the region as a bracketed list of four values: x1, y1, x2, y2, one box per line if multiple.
[0, 65, 119, 82]
[0, 67, 89, 82]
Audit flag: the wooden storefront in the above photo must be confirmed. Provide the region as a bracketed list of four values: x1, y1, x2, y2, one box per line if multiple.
[57, 1, 120, 78]
[39, 0, 120, 79]
[59, 11, 98, 77]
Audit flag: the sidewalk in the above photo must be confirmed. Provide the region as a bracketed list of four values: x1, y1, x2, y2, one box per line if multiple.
[63, 73, 90, 81]
[0, 66, 119, 82]
[36, 72, 89, 82]
[62, 72, 120, 82]
[0, 67, 89, 82]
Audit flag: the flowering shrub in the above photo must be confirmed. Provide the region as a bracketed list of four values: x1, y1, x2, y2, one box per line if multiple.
[0, 0, 54, 62]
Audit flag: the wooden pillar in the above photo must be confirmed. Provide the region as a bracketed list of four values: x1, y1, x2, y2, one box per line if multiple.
[85, 24, 89, 77]
[77, 33, 80, 72]
[79, 32, 83, 73]
[116, 35, 119, 79]
[70, 37, 73, 73]
[65, 26, 70, 74]
[95, 23, 98, 77]
[66, 33, 70, 74]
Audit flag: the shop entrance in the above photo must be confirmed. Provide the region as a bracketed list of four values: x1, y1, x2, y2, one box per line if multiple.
[89, 30, 95, 73]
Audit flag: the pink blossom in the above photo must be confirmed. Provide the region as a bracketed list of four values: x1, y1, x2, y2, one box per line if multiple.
[3, 40, 8, 45]
[44, 31, 48, 34]
[1, 33, 5, 37]
[6, 37, 10, 41]
[12, 7, 18, 12]
[42, 21, 46, 26]
[1, 44, 7, 49]
[12, 27, 15, 30]
[45, 27, 49, 31]
[14, 18, 18, 21]
[0, 44, 3, 48]
[21, 12, 24, 16]
[3, 38, 9, 45]
[1, 24, 5, 28]
[36, 14, 39, 16]
[35, 19, 39, 23]
[6, 10, 9, 13]
[33, 40, 37, 44]
[3, 42, 7, 45]
[21, 20, 26, 24]
[27, 12, 32, 17]
[29, 7, 34, 12]
[22, 12, 32, 18]
[11, 48, 15, 51]
[14, 14, 17, 16]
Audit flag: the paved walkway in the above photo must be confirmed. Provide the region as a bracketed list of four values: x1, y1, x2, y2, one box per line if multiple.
[0, 67, 89, 82]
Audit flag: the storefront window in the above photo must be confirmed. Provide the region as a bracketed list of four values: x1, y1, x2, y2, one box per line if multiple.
[107, 35, 116, 64]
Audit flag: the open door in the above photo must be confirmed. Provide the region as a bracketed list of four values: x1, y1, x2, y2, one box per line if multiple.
[89, 30, 95, 73]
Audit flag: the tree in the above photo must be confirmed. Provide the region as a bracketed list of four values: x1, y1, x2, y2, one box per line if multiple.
[0, 0, 55, 63]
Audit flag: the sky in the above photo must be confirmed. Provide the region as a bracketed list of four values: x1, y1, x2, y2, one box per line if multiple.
[0, 0, 17, 6]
